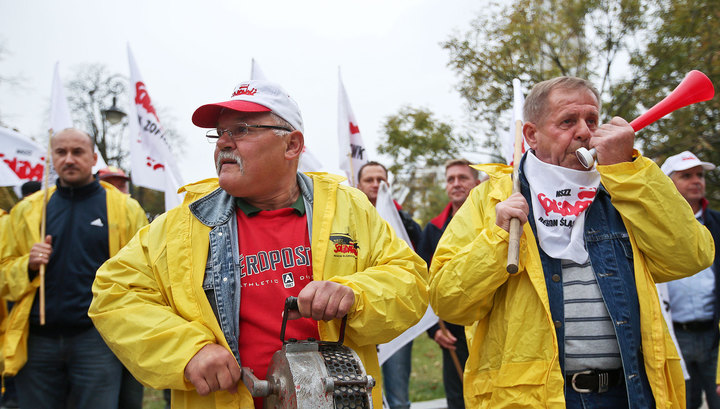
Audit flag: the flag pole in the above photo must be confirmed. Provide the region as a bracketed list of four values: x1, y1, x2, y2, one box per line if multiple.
[506, 117, 523, 274]
[347, 153, 356, 187]
[38, 130, 52, 325]
[438, 320, 463, 380]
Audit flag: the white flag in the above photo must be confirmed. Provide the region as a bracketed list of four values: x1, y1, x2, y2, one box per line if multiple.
[250, 58, 268, 81]
[338, 70, 367, 186]
[127, 45, 184, 210]
[50, 62, 74, 134]
[374, 181, 437, 364]
[249, 59, 322, 173]
[0, 126, 46, 187]
[298, 146, 323, 173]
[502, 78, 529, 166]
[50, 63, 107, 183]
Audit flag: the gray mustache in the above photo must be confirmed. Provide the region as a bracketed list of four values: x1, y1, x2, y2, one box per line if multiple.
[215, 151, 244, 174]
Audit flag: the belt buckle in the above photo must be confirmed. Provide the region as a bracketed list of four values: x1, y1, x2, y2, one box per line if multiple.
[571, 370, 594, 393]
[597, 371, 609, 393]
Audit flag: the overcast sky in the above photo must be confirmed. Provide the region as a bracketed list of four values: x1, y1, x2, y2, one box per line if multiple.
[0, 0, 486, 184]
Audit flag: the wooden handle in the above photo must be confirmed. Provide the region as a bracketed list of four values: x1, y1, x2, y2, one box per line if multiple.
[506, 218, 521, 274]
[438, 320, 463, 381]
[39, 265, 45, 325]
[39, 131, 52, 325]
[506, 119, 523, 274]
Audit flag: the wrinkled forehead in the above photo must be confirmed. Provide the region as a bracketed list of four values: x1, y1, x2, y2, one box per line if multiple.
[548, 88, 599, 111]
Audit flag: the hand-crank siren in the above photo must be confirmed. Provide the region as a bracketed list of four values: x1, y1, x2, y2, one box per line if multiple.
[241, 297, 375, 409]
[576, 70, 715, 169]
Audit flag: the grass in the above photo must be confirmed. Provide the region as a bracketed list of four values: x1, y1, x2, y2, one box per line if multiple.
[409, 334, 446, 402]
[142, 388, 166, 409]
[141, 334, 446, 408]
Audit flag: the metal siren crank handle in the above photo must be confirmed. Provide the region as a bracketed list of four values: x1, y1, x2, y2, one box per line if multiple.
[280, 296, 349, 345]
[280, 296, 299, 343]
[576, 147, 597, 169]
[241, 367, 274, 397]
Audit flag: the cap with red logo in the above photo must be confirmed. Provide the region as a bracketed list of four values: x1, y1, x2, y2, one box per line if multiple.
[660, 151, 716, 175]
[97, 166, 130, 181]
[192, 80, 303, 133]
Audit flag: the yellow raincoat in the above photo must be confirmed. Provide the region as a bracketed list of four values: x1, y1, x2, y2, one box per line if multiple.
[0, 209, 7, 351]
[429, 156, 714, 409]
[0, 182, 147, 376]
[89, 173, 428, 409]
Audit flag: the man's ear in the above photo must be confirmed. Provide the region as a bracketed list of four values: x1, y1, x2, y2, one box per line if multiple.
[285, 130, 304, 160]
[523, 122, 538, 150]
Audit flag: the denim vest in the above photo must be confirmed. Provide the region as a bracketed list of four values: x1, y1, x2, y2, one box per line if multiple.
[188, 173, 315, 365]
[519, 155, 655, 408]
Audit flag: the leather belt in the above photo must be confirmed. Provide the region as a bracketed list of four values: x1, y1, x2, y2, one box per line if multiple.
[567, 368, 624, 393]
[673, 320, 714, 332]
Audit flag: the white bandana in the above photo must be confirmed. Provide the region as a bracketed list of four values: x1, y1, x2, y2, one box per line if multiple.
[524, 152, 601, 264]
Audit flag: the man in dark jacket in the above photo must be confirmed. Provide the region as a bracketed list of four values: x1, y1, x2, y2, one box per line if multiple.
[417, 159, 481, 409]
[356, 160, 421, 409]
[0, 128, 147, 409]
[661, 151, 720, 409]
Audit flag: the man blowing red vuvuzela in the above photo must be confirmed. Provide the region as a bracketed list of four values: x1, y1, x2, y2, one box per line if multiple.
[428, 76, 714, 408]
[88, 79, 428, 409]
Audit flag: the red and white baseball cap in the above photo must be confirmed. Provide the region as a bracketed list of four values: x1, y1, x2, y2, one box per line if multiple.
[192, 80, 303, 133]
[661, 151, 716, 175]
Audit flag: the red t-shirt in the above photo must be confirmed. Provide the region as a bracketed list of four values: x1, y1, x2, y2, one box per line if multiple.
[236, 206, 319, 407]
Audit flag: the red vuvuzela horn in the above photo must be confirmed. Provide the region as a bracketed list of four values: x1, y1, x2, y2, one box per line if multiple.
[576, 70, 715, 168]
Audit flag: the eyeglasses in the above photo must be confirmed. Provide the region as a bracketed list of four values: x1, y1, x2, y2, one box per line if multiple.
[205, 122, 292, 143]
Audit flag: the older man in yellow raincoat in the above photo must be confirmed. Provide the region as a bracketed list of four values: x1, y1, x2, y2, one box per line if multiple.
[89, 79, 428, 409]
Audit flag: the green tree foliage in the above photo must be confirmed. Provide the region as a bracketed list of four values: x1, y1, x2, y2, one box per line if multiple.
[377, 107, 471, 224]
[439, 0, 718, 205]
[379, 0, 650, 220]
[443, 0, 647, 152]
[614, 0, 720, 205]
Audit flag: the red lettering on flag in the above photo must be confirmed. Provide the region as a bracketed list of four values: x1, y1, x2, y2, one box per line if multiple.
[145, 156, 165, 171]
[0, 153, 44, 181]
[349, 122, 360, 135]
[135, 82, 160, 123]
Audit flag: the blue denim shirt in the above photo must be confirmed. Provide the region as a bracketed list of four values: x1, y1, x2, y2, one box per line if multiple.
[667, 213, 717, 323]
[188, 173, 315, 365]
[520, 155, 655, 408]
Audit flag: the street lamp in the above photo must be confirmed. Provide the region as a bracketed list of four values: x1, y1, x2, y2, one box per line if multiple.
[102, 96, 127, 125]
[97, 95, 127, 162]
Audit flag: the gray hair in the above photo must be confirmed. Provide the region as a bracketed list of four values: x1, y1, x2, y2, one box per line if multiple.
[523, 77, 600, 124]
[270, 113, 295, 137]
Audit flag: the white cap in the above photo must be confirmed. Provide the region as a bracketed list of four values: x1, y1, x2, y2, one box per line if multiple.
[192, 79, 303, 133]
[661, 151, 716, 175]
